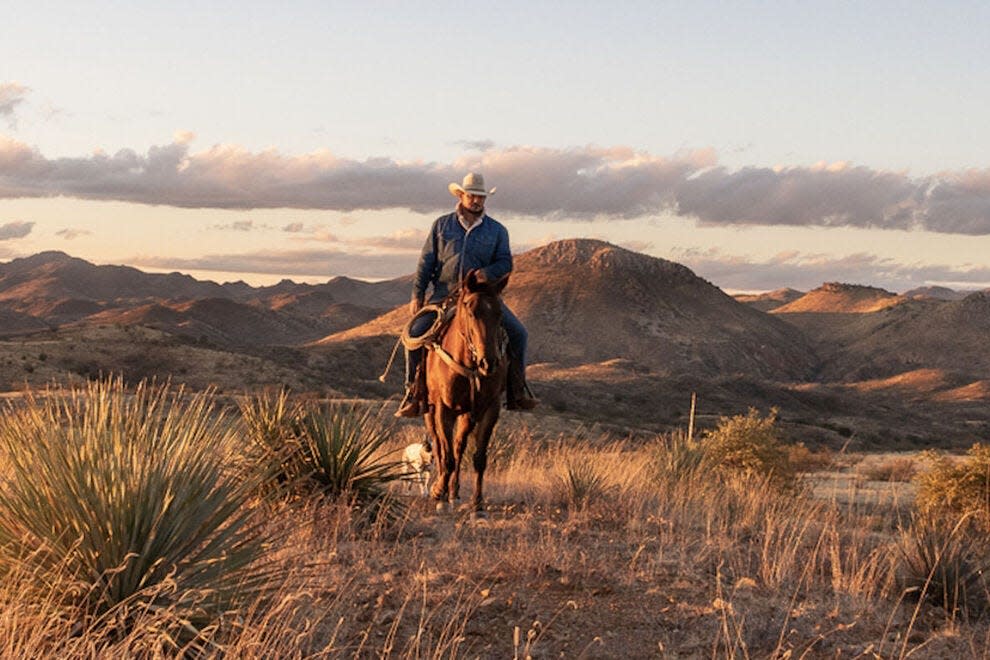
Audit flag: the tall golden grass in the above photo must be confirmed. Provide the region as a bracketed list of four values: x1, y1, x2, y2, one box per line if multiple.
[1, 384, 989, 657]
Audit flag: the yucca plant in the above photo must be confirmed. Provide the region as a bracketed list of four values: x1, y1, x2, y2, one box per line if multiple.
[293, 404, 406, 513]
[897, 511, 990, 617]
[650, 428, 709, 482]
[239, 387, 306, 496]
[553, 459, 612, 511]
[0, 378, 275, 647]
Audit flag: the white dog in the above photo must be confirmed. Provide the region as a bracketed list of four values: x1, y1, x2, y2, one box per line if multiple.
[402, 441, 433, 496]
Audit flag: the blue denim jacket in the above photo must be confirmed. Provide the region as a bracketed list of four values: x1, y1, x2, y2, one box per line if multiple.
[413, 211, 513, 304]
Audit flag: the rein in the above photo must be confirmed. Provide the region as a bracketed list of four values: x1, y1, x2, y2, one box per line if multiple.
[430, 290, 505, 419]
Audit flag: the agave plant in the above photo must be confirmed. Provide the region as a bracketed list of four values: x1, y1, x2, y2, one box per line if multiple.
[0, 378, 274, 645]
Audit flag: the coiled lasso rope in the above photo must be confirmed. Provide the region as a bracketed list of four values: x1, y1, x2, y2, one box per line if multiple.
[378, 304, 446, 382]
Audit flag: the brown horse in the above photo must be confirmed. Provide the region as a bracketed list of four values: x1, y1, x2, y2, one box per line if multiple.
[423, 270, 508, 515]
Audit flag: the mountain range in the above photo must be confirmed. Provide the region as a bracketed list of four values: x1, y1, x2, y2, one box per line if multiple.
[1, 243, 987, 447]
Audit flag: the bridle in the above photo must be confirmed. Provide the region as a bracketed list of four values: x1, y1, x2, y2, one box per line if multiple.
[429, 287, 506, 417]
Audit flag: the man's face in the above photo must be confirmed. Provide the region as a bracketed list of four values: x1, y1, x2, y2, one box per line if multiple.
[459, 192, 486, 215]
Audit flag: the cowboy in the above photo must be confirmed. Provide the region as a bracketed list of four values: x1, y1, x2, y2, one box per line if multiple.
[395, 172, 538, 417]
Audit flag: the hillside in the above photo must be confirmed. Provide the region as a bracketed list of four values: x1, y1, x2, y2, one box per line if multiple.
[3, 247, 990, 446]
[319, 239, 818, 381]
[774, 282, 901, 313]
[85, 298, 331, 346]
[0, 251, 408, 343]
[733, 287, 804, 311]
[810, 292, 990, 381]
[902, 285, 969, 301]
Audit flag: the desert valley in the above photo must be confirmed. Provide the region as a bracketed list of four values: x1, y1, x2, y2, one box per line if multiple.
[6, 240, 990, 656]
[1, 238, 987, 449]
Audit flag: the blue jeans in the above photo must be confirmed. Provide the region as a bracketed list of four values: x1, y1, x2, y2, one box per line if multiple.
[404, 302, 527, 384]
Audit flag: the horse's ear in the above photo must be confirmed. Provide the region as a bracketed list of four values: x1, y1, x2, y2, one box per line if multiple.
[494, 273, 509, 295]
[464, 269, 481, 292]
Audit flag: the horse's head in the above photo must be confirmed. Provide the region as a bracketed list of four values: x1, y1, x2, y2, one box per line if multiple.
[457, 270, 509, 377]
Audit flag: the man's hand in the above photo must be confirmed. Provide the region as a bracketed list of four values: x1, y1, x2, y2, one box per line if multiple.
[409, 298, 423, 316]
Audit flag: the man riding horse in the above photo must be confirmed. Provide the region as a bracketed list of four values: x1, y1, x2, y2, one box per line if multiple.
[396, 172, 538, 417]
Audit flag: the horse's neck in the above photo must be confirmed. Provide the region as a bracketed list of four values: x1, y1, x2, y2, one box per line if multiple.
[443, 311, 472, 359]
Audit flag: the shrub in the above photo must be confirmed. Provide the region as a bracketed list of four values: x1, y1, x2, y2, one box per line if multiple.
[785, 442, 835, 473]
[916, 444, 990, 528]
[0, 379, 273, 647]
[857, 455, 917, 482]
[701, 408, 795, 488]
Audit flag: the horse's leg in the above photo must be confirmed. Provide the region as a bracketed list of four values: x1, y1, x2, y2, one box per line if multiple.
[471, 406, 501, 514]
[427, 404, 449, 502]
[449, 413, 475, 505]
[431, 405, 459, 505]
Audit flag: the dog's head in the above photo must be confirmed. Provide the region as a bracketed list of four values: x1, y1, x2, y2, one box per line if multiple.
[418, 444, 433, 469]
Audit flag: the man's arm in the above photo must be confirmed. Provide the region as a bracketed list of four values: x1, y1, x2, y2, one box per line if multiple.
[480, 223, 513, 282]
[412, 220, 438, 311]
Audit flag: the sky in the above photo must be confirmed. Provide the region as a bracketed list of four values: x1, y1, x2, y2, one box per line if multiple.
[2, 1, 990, 293]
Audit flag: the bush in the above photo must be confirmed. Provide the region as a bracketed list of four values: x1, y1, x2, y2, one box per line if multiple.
[785, 442, 835, 473]
[916, 444, 990, 528]
[701, 408, 795, 488]
[0, 379, 273, 648]
[857, 455, 917, 482]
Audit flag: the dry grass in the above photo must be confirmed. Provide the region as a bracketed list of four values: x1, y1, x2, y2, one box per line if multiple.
[2, 384, 990, 657]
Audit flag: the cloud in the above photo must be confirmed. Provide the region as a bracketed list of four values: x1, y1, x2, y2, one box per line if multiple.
[674, 163, 921, 231]
[673, 247, 990, 293]
[347, 228, 426, 250]
[0, 82, 29, 128]
[3, 135, 990, 234]
[55, 227, 92, 240]
[282, 222, 305, 233]
[0, 220, 33, 240]
[211, 219, 257, 232]
[130, 248, 415, 280]
[453, 139, 496, 152]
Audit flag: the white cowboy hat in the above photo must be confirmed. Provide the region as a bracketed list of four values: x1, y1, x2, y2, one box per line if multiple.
[448, 172, 496, 198]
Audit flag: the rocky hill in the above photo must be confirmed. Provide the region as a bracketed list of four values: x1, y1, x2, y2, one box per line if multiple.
[319, 239, 818, 381]
[85, 298, 331, 346]
[774, 282, 901, 313]
[734, 288, 804, 312]
[0, 251, 409, 339]
[3, 246, 990, 447]
[901, 285, 970, 301]
[800, 292, 990, 381]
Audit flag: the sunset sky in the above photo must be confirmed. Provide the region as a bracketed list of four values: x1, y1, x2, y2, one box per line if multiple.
[2, 1, 990, 292]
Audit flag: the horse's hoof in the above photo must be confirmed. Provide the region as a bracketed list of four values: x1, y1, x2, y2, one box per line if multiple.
[435, 501, 449, 514]
[471, 509, 489, 521]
